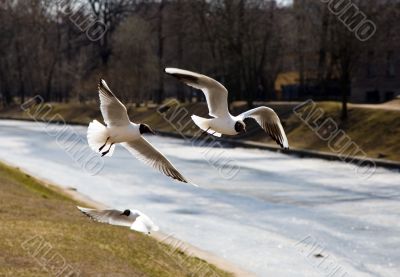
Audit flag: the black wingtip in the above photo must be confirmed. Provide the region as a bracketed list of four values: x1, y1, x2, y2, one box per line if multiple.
[172, 174, 192, 185]
[278, 141, 289, 150]
[98, 78, 104, 89]
[174, 176, 187, 183]
[98, 79, 114, 97]
[278, 142, 289, 150]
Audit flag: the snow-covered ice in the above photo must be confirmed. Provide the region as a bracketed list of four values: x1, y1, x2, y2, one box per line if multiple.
[0, 120, 399, 277]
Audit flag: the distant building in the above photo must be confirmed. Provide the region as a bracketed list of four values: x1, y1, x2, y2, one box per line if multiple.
[275, 49, 400, 103]
[274, 72, 299, 100]
[275, 72, 342, 101]
[279, 0, 400, 103]
[351, 50, 400, 103]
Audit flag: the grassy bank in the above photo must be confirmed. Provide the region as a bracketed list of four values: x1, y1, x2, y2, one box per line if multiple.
[1, 99, 399, 161]
[286, 101, 400, 161]
[0, 162, 231, 276]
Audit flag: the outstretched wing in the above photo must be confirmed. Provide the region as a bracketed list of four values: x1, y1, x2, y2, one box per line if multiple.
[121, 137, 192, 185]
[77, 206, 134, 227]
[98, 79, 130, 127]
[239, 107, 289, 149]
[165, 68, 229, 118]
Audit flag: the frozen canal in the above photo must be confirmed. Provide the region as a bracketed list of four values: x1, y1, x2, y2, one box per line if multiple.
[0, 119, 399, 277]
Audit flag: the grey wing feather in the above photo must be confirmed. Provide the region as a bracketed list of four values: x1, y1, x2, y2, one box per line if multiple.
[77, 206, 133, 227]
[165, 68, 229, 118]
[98, 79, 130, 126]
[121, 137, 190, 184]
[240, 107, 289, 149]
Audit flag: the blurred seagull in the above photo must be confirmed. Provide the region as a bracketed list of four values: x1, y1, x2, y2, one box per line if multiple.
[87, 79, 190, 184]
[165, 68, 289, 149]
[77, 206, 159, 234]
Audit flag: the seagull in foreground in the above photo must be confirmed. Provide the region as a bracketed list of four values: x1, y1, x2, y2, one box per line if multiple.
[77, 206, 159, 234]
[165, 68, 289, 149]
[87, 79, 190, 184]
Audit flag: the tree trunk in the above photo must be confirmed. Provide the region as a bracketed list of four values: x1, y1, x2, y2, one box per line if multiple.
[340, 70, 350, 121]
[176, 1, 185, 103]
[156, 0, 165, 104]
[15, 41, 25, 104]
[317, 9, 329, 96]
[45, 24, 61, 102]
[0, 61, 12, 106]
[296, 0, 306, 96]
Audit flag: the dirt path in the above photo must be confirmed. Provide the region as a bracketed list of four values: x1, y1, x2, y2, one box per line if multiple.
[350, 99, 400, 111]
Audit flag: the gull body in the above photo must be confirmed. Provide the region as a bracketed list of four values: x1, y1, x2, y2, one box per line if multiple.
[193, 114, 240, 137]
[107, 123, 140, 143]
[87, 79, 191, 184]
[165, 68, 289, 148]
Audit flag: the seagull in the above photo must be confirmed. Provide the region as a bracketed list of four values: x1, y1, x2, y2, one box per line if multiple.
[165, 68, 289, 149]
[87, 79, 190, 184]
[77, 206, 159, 234]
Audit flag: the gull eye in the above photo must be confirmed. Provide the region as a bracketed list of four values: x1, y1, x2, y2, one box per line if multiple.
[235, 122, 245, 132]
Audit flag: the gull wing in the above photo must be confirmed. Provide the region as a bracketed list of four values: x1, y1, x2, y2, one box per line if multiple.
[239, 107, 289, 149]
[165, 68, 229, 118]
[77, 206, 134, 227]
[98, 79, 130, 127]
[121, 137, 192, 185]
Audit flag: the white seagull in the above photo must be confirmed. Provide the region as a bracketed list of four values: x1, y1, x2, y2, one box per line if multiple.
[87, 79, 190, 183]
[165, 68, 289, 149]
[77, 206, 159, 234]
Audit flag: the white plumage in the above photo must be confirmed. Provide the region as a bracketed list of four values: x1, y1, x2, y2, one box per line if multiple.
[165, 68, 289, 149]
[87, 79, 191, 184]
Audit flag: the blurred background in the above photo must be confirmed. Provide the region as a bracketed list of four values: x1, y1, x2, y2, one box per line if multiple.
[0, 0, 398, 106]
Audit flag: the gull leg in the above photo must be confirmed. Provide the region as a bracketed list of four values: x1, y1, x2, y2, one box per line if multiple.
[203, 127, 210, 136]
[98, 137, 110, 152]
[101, 143, 114, 157]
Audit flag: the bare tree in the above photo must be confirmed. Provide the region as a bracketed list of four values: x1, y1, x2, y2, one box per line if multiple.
[87, 0, 136, 66]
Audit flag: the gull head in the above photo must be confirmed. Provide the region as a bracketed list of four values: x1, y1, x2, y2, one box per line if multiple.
[120, 209, 131, 216]
[234, 121, 246, 133]
[139, 124, 156, 135]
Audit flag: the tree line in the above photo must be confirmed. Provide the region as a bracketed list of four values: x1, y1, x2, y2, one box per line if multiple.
[0, 0, 398, 116]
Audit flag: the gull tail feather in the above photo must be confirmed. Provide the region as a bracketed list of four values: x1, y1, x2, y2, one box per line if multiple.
[191, 115, 222, 137]
[87, 120, 115, 157]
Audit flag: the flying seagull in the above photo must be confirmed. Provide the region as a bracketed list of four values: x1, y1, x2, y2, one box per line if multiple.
[77, 206, 159, 234]
[165, 68, 289, 149]
[87, 79, 190, 184]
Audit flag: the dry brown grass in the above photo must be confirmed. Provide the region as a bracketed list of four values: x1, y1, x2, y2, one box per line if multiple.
[285, 101, 400, 161]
